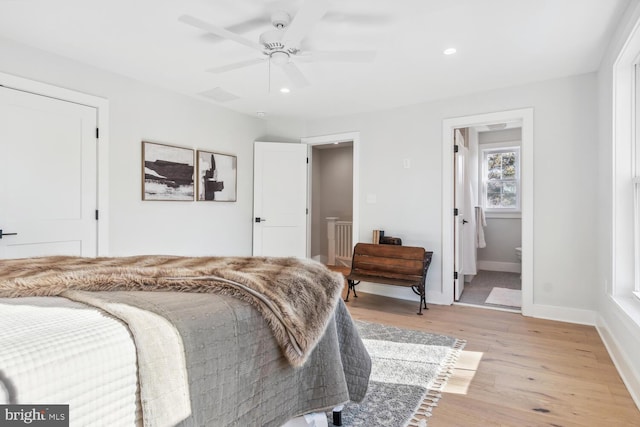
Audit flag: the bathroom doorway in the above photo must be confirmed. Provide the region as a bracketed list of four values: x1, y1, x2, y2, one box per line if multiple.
[454, 123, 522, 311]
[442, 108, 533, 315]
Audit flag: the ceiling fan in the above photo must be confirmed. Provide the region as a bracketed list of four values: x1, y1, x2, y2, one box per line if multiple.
[179, 0, 377, 91]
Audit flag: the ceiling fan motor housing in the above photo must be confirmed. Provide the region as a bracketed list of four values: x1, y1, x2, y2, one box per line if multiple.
[270, 10, 291, 28]
[260, 28, 286, 51]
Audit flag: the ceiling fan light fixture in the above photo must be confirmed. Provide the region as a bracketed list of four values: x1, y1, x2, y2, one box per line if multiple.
[270, 51, 290, 66]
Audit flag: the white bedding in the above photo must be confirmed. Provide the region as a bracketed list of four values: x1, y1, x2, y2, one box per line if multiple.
[0, 297, 140, 426]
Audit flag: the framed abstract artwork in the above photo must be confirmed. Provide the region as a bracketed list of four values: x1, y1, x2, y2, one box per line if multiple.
[142, 141, 194, 201]
[196, 150, 237, 202]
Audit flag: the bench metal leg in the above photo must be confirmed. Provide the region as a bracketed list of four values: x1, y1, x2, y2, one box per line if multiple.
[345, 280, 359, 302]
[412, 284, 428, 315]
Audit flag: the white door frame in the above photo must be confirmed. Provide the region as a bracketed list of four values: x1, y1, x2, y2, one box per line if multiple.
[0, 71, 110, 256]
[301, 132, 360, 259]
[442, 109, 534, 315]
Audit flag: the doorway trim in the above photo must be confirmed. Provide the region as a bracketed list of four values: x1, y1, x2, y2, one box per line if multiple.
[301, 131, 360, 259]
[0, 71, 110, 256]
[442, 108, 534, 315]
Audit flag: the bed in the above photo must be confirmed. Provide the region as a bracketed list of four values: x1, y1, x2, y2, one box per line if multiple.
[0, 255, 371, 427]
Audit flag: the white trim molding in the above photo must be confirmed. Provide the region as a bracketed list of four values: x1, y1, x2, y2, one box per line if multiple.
[442, 108, 534, 314]
[477, 261, 521, 274]
[0, 71, 110, 256]
[597, 297, 640, 409]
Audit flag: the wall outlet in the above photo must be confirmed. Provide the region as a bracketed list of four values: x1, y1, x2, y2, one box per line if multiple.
[403, 158, 411, 169]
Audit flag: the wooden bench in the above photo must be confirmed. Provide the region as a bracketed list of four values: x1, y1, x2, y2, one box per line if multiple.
[345, 243, 433, 315]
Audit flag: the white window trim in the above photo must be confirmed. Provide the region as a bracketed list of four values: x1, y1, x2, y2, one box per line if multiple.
[479, 141, 521, 215]
[634, 62, 640, 297]
[612, 15, 640, 317]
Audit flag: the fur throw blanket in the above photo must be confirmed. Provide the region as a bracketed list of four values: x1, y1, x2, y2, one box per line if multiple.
[0, 255, 345, 367]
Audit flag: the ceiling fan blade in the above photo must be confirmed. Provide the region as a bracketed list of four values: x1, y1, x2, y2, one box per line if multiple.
[299, 50, 377, 63]
[282, 62, 310, 88]
[227, 16, 271, 34]
[207, 58, 265, 74]
[179, 14, 264, 52]
[281, 0, 329, 49]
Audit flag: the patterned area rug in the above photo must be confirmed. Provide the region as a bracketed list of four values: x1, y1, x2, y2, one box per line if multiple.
[485, 287, 522, 308]
[327, 321, 465, 427]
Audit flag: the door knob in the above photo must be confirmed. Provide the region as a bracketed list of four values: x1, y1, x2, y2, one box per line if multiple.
[0, 229, 18, 239]
[255, 217, 267, 223]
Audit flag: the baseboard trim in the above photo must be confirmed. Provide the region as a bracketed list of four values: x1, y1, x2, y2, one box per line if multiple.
[596, 315, 640, 411]
[528, 304, 597, 325]
[477, 260, 521, 273]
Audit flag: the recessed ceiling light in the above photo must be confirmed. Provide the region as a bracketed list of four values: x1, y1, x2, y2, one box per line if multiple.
[280, 87, 290, 94]
[443, 48, 457, 55]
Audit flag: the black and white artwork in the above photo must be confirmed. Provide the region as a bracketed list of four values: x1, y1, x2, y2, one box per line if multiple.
[197, 150, 237, 202]
[142, 141, 194, 201]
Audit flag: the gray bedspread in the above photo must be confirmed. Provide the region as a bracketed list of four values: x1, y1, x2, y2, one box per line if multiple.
[78, 291, 371, 427]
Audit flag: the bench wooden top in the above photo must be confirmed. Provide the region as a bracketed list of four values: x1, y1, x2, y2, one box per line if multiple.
[346, 243, 432, 286]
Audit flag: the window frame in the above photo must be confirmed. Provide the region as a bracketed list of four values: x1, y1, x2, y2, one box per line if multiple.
[479, 142, 521, 216]
[634, 62, 640, 300]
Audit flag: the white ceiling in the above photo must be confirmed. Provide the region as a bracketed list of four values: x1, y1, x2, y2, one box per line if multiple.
[0, 0, 630, 120]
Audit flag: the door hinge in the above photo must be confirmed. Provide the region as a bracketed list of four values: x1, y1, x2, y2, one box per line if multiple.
[306, 208, 309, 214]
[306, 157, 309, 164]
[454, 208, 459, 216]
[95, 209, 99, 220]
[454, 271, 458, 280]
[454, 144, 459, 153]
[96, 128, 99, 139]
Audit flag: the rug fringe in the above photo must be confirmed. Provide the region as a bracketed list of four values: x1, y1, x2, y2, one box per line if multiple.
[404, 338, 467, 427]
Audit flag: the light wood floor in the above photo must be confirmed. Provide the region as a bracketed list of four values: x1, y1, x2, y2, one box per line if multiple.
[333, 270, 640, 426]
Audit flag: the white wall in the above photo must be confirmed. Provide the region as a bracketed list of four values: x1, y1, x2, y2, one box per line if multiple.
[0, 36, 266, 256]
[477, 218, 522, 264]
[596, 0, 640, 408]
[304, 73, 598, 309]
[478, 128, 522, 144]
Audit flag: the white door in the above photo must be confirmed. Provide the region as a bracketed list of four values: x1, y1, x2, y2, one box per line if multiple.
[253, 142, 307, 257]
[454, 130, 466, 300]
[0, 86, 97, 259]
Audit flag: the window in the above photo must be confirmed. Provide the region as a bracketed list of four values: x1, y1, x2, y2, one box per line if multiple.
[481, 145, 521, 213]
[611, 8, 640, 318]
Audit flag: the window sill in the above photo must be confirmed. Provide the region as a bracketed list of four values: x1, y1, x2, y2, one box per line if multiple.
[484, 211, 522, 219]
[612, 294, 640, 328]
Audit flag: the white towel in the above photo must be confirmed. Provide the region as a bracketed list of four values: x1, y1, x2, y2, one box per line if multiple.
[475, 206, 487, 249]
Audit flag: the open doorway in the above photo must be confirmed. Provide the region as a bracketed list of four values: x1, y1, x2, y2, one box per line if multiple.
[302, 132, 360, 269]
[454, 123, 523, 312]
[309, 142, 353, 266]
[442, 109, 533, 315]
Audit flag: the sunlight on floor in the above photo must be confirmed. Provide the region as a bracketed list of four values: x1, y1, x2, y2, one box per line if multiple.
[443, 351, 483, 395]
